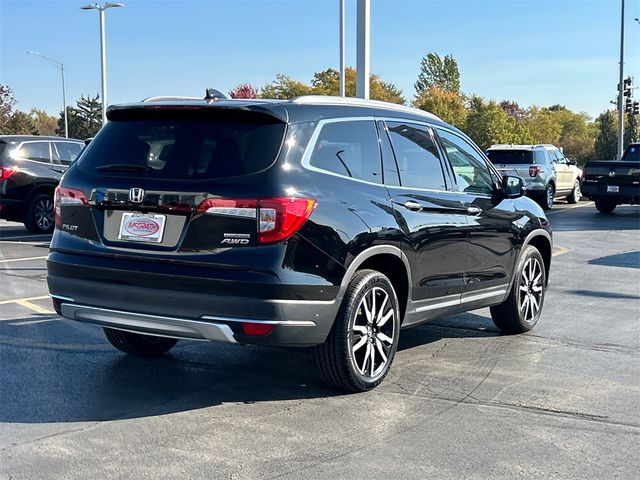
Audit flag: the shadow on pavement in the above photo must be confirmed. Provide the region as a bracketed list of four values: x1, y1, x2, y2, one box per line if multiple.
[549, 205, 640, 232]
[567, 289, 640, 300]
[588, 251, 640, 269]
[0, 313, 497, 424]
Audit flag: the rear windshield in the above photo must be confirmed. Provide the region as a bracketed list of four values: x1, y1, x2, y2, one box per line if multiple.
[78, 118, 286, 179]
[622, 144, 639, 162]
[486, 150, 534, 165]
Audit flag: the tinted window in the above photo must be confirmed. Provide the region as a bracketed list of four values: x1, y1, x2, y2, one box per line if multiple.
[622, 144, 640, 162]
[437, 129, 494, 195]
[309, 120, 381, 183]
[78, 119, 285, 179]
[486, 150, 533, 165]
[16, 142, 51, 163]
[534, 149, 549, 164]
[54, 142, 83, 165]
[386, 122, 446, 190]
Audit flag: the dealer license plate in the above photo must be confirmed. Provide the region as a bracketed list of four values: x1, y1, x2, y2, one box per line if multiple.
[607, 185, 619, 193]
[118, 212, 166, 243]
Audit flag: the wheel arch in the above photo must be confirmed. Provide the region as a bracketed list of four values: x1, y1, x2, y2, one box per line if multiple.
[522, 230, 552, 287]
[341, 246, 411, 324]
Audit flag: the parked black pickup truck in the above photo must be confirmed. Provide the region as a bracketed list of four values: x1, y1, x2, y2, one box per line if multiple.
[582, 143, 640, 213]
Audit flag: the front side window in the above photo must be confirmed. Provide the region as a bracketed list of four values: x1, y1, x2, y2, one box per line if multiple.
[437, 129, 494, 195]
[15, 142, 51, 163]
[309, 120, 382, 184]
[385, 122, 446, 190]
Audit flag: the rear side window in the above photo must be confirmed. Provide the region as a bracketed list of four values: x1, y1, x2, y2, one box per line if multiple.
[622, 145, 639, 162]
[534, 150, 549, 164]
[78, 118, 286, 179]
[16, 141, 51, 163]
[54, 142, 83, 165]
[385, 122, 446, 190]
[486, 150, 534, 165]
[309, 120, 382, 184]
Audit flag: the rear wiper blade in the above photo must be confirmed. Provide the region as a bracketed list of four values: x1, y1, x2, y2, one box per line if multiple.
[94, 164, 147, 172]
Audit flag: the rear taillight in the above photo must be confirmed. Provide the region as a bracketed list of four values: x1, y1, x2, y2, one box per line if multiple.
[196, 197, 316, 244]
[529, 165, 542, 177]
[581, 167, 587, 182]
[0, 166, 16, 181]
[54, 186, 88, 227]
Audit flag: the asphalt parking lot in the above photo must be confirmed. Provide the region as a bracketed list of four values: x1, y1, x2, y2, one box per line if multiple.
[0, 201, 639, 479]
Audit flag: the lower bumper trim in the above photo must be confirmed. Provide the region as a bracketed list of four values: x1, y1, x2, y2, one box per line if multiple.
[60, 303, 237, 343]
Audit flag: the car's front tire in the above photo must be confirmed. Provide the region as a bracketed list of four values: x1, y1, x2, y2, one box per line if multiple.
[314, 269, 400, 392]
[566, 179, 581, 204]
[24, 193, 54, 233]
[103, 328, 178, 357]
[490, 246, 546, 334]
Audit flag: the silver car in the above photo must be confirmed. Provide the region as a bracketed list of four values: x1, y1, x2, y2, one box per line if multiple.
[486, 144, 582, 210]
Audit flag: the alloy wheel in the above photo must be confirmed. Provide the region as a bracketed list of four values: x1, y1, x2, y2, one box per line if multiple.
[518, 257, 544, 323]
[34, 198, 54, 231]
[546, 186, 554, 209]
[350, 286, 396, 379]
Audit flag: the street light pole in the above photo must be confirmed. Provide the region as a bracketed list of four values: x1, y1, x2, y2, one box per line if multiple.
[81, 2, 125, 126]
[27, 51, 68, 138]
[355, 0, 370, 99]
[617, 0, 625, 160]
[339, 0, 345, 97]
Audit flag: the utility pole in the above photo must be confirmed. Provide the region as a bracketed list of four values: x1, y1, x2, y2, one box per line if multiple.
[617, 0, 625, 160]
[355, 0, 370, 99]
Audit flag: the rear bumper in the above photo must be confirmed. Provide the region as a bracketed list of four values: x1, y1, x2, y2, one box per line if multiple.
[47, 251, 342, 347]
[582, 183, 640, 203]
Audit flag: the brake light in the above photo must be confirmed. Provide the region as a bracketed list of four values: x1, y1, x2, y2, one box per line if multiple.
[196, 197, 316, 244]
[54, 186, 88, 227]
[529, 165, 542, 177]
[0, 166, 16, 181]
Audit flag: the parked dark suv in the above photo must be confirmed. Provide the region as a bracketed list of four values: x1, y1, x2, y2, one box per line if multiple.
[0, 135, 84, 233]
[47, 95, 552, 391]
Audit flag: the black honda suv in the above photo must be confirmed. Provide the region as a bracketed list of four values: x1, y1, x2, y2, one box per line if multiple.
[47, 94, 552, 391]
[0, 135, 84, 233]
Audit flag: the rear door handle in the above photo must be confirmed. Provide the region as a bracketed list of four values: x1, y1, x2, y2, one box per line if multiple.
[403, 201, 422, 212]
[467, 206, 482, 216]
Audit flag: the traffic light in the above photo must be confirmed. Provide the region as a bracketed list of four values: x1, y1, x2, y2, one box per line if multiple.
[623, 77, 633, 97]
[634, 101, 640, 116]
[626, 97, 633, 113]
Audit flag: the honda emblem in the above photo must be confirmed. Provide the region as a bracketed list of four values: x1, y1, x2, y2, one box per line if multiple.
[129, 188, 145, 203]
[609, 171, 616, 177]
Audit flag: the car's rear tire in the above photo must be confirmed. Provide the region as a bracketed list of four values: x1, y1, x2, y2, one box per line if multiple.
[490, 246, 546, 334]
[538, 184, 554, 210]
[566, 179, 581, 204]
[24, 193, 54, 233]
[595, 199, 616, 214]
[313, 269, 401, 392]
[103, 328, 178, 357]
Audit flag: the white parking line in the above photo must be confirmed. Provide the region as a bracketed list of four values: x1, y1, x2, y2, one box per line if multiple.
[9, 318, 58, 326]
[0, 256, 48, 264]
[0, 234, 52, 241]
[547, 201, 594, 215]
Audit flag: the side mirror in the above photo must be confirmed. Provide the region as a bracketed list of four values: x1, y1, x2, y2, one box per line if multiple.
[500, 175, 524, 199]
[568, 159, 576, 166]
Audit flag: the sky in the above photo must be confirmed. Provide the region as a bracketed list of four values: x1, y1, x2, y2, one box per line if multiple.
[1, 0, 639, 120]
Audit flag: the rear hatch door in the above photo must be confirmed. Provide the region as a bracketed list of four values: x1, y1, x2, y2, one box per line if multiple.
[55, 105, 287, 270]
[485, 149, 535, 179]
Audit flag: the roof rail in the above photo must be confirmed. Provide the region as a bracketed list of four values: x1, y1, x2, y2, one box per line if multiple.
[290, 95, 442, 121]
[141, 96, 201, 102]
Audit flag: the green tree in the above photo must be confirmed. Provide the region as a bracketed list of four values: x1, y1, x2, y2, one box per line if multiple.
[4, 110, 37, 135]
[0, 84, 17, 134]
[524, 107, 562, 145]
[30, 108, 58, 136]
[59, 94, 102, 139]
[464, 96, 532, 150]
[414, 53, 460, 96]
[624, 112, 639, 147]
[260, 74, 314, 99]
[261, 68, 405, 104]
[412, 86, 466, 128]
[594, 110, 618, 160]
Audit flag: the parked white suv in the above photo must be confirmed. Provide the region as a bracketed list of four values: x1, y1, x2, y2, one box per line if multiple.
[486, 144, 582, 210]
